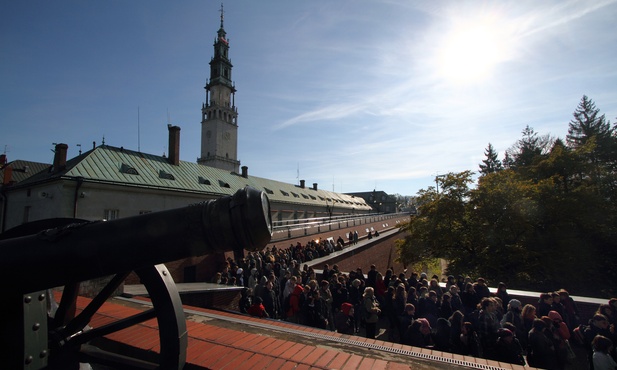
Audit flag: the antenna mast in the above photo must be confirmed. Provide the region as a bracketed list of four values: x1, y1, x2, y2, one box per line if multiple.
[137, 106, 141, 152]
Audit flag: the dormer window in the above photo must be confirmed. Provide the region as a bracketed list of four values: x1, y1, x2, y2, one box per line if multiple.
[120, 163, 139, 175]
[159, 170, 175, 180]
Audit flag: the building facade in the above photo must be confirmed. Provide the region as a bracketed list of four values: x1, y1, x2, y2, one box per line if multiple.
[345, 190, 398, 214]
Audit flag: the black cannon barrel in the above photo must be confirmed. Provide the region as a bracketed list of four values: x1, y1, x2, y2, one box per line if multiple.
[0, 186, 272, 294]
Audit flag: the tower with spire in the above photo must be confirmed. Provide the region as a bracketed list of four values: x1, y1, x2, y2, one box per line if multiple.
[198, 4, 240, 172]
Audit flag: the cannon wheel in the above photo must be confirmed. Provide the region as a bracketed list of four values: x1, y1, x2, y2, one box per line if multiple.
[2, 219, 187, 370]
[51, 264, 187, 369]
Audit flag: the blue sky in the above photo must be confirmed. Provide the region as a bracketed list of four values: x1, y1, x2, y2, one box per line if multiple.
[2, 1, 616, 196]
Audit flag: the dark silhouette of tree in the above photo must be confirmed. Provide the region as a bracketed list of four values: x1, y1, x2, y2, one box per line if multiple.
[504, 125, 553, 170]
[566, 95, 612, 152]
[479, 143, 503, 176]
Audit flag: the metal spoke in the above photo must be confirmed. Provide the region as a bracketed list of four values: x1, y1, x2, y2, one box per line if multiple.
[62, 271, 130, 336]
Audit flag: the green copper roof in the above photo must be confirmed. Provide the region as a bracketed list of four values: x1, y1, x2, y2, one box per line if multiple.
[18, 145, 371, 210]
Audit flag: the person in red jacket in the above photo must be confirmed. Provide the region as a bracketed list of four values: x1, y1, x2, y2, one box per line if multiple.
[286, 284, 305, 323]
[247, 296, 269, 318]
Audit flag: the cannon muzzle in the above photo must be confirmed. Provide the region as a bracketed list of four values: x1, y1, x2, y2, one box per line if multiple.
[1, 186, 272, 294]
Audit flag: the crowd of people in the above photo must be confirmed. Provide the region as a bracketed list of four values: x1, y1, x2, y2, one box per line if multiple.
[212, 241, 616, 370]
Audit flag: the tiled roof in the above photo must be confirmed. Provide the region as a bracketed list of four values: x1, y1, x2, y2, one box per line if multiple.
[0, 160, 49, 184]
[16, 145, 371, 210]
[78, 294, 513, 370]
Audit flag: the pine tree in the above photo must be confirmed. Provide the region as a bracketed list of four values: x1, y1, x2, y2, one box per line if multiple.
[479, 143, 503, 175]
[566, 95, 611, 148]
[505, 125, 552, 170]
[566, 95, 614, 165]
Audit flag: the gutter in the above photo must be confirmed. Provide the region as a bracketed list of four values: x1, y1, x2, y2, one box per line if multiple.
[72, 177, 84, 218]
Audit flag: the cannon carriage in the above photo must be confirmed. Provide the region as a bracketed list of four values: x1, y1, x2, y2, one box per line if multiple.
[0, 186, 272, 369]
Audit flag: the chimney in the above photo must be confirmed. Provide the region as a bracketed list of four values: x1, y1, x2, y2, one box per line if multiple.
[167, 125, 181, 165]
[2, 166, 12, 185]
[313, 183, 318, 190]
[300, 179, 305, 188]
[241, 166, 248, 178]
[53, 143, 68, 172]
[0, 154, 6, 167]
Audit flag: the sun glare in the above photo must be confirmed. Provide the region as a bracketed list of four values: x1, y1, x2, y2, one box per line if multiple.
[437, 16, 510, 85]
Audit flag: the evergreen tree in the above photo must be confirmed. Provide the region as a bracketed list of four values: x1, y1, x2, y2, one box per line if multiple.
[479, 143, 503, 176]
[504, 125, 552, 170]
[566, 95, 612, 150]
[566, 95, 616, 171]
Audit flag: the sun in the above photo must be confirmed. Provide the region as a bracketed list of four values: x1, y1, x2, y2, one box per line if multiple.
[437, 16, 510, 84]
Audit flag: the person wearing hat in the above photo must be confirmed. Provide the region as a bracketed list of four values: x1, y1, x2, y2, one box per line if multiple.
[335, 302, 355, 335]
[501, 299, 526, 349]
[547, 310, 573, 369]
[494, 328, 526, 365]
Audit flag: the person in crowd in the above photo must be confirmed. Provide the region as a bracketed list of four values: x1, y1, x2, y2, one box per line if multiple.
[592, 335, 617, 370]
[527, 318, 557, 369]
[363, 287, 381, 339]
[449, 285, 463, 313]
[283, 275, 297, 300]
[407, 272, 419, 290]
[461, 283, 478, 315]
[477, 297, 501, 359]
[440, 293, 453, 320]
[303, 289, 328, 329]
[405, 318, 433, 348]
[501, 299, 526, 350]
[375, 272, 387, 302]
[239, 287, 252, 314]
[551, 291, 566, 321]
[433, 317, 452, 352]
[473, 278, 491, 302]
[449, 310, 465, 354]
[494, 328, 526, 365]
[407, 285, 418, 308]
[460, 322, 483, 358]
[319, 280, 334, 330]
[547, 311, 572, 369]
[381, 286, 398, 341]
[445, 275, 456, 290]
[349, 278, 363, 333]
[496, 282, 510, 312]
[598, 304, 615, 328]
[399, 304, 416, 344]
[253, 275, 267, 300]
[558, 289, 580, 331]
[247, 296, 269, 318]
[286, 282, 305, 324]
[422, 290, 441, 327]
[538, 292, 554, 318]
[522, 304, 537, 337]
[331, 281, 348, 316]
[455, 275, 466, 292]
[261, 280, 278, 319]
[335, 302, 355, 335]
[583, 314, 614, 370]
[248, 267, 260, 292]
[609, 299, 617, 326]
[366, 264, 378, 288]
[429, 278, 443, 300]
